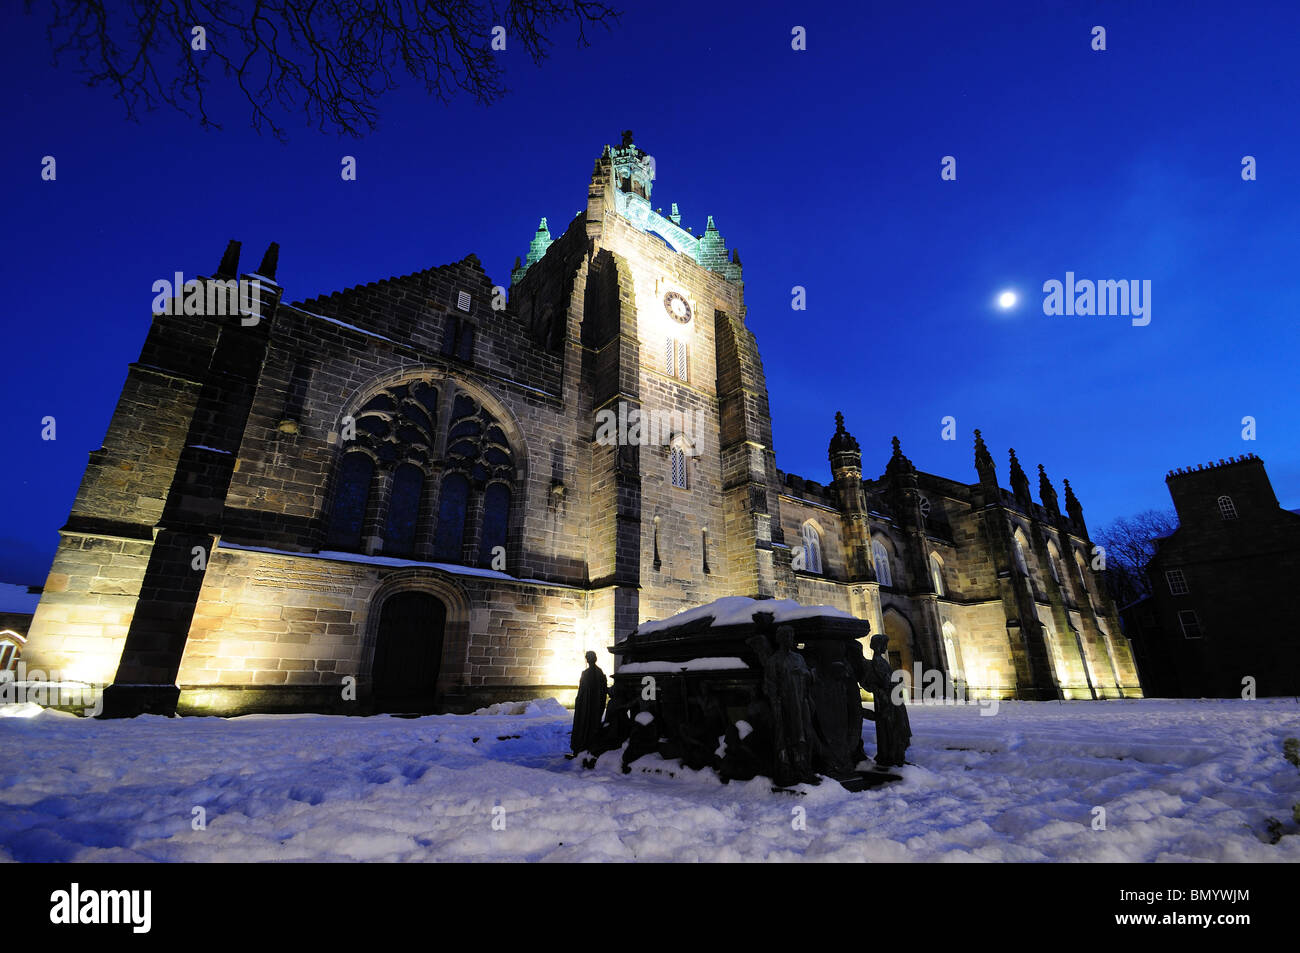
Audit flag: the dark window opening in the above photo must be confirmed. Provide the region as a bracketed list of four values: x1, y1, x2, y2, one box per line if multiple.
[433, 473, 469, 562]
[480, 483, 511, 568]
[326, 453, 374, 551]
[382, 464, 424, 558]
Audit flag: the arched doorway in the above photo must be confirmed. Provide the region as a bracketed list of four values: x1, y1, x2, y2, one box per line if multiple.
[371, 592, 447, 712]
[882, 609, 916, 685]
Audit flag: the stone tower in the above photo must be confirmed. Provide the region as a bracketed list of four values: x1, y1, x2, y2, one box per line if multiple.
[512, 130, 782, 634]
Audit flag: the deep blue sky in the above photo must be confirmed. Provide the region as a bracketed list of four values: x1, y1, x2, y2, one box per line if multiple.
[3, 0, 1298, 586]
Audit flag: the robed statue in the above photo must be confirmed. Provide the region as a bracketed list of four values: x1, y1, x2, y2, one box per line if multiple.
[855, 633, 911, 767]
[570, 651, 608, 755]
[752, 625, 820, 787]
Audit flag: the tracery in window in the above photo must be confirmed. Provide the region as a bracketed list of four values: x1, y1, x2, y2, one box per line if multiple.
[326, 380, 516, 568]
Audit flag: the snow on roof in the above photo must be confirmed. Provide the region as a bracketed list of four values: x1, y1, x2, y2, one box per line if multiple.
[494, 376, 558, 399]
[635, 595, 856, 636]
[0, 583, 40, 615]
[292, 307, 398, 344]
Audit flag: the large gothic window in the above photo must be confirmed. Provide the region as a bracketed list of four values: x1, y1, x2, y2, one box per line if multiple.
[326, 379, 517, 569]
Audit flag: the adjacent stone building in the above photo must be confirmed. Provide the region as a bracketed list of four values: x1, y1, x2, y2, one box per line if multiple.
[1121, 454, 1300, 697]
[22, 132, 1142, 716]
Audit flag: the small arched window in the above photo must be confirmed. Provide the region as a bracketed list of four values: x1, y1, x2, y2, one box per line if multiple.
[801, 521, 823, 575]
[1012, 530, 1030, 575]
[0, 634, 20, 671]
[1046, 541, 1062, 583]
[1097, 619, 1123, 687]
[929, 553, 945, 596]
[873, 538, 893, 588]
[941, 621, 961, 679]
[1074, 550, 1090, 598]
[1218, 495, 1238, 520]
[326, 452, 375, 552]
[670, 445, 689, 489]
[1041, 618, 1067, 685]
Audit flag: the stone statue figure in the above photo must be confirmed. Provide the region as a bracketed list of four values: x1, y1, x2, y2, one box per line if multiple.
[857, 633, 912, 768]
[570, 651, 608, 755]
[803, 638, 855, 776]
[757, 625, 820, 787]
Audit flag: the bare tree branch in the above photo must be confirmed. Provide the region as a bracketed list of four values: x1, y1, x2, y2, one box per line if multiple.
[30, 0, 620, 140]
[1093, 508, 1180, 607]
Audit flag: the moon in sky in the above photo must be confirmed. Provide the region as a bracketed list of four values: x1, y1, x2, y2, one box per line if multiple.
[998, 290, 1017, 309]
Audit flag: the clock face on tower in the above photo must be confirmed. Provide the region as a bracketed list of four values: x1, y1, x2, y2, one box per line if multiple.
[664, 290, 693, 325]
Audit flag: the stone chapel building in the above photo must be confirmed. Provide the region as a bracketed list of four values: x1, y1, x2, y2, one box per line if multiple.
[22, 132, 1142, 716]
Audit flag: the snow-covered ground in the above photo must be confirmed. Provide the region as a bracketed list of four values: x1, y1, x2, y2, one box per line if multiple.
[2, 698, 1299, 862]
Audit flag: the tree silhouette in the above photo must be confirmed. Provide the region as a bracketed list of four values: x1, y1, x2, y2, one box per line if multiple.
[1092, 508, 1179, 608]
[33, 0, 619, 139]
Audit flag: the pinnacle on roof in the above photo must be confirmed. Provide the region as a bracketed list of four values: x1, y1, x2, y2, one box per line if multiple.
[1038, 463, 1060, 513]
[886, 435, 916, 476]
[974, 429, 997, 485]
[828, 411, 861, 460]
[1008, 448, 1031, 500]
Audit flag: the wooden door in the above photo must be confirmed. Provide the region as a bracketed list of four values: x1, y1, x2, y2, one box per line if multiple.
[372, 592, 446, 712]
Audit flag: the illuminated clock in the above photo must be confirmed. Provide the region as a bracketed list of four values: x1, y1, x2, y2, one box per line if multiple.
[663, 291, 693, 325]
